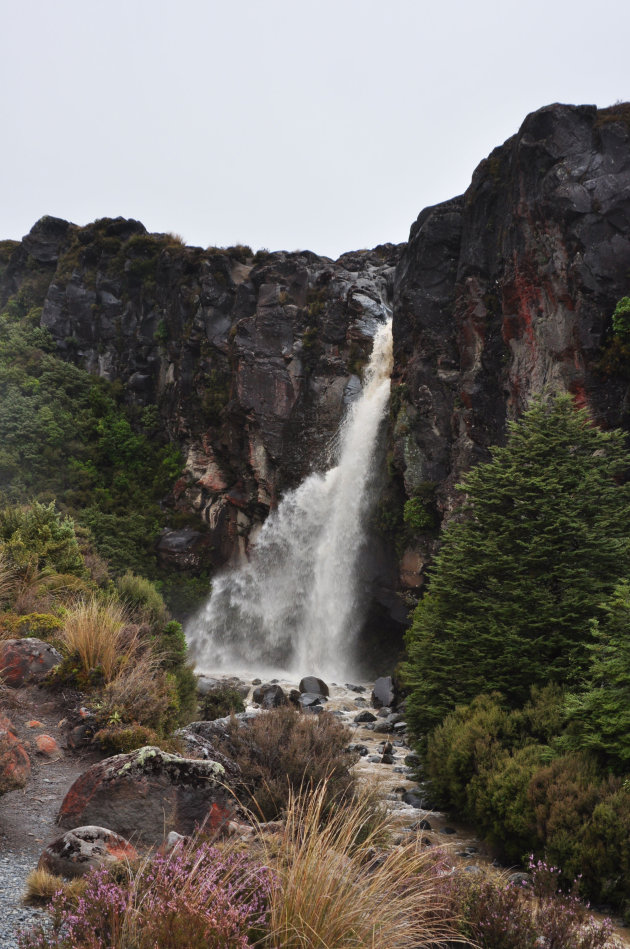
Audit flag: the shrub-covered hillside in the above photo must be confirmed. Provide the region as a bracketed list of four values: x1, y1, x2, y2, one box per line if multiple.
[0, 500, 197, 747]
[0, 242, 209, 615]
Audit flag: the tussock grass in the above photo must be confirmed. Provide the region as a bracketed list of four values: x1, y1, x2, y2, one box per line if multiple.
[60, 596, 131, 682]
[100, 651, 171, 728]
[24, 868, 86, 905]
[0, 551, 17, 607]
[260, 781, 460, 948]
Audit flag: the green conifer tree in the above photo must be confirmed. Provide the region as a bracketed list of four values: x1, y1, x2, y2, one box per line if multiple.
[565, 580, 630, 772]
[404, 395, 630, 739]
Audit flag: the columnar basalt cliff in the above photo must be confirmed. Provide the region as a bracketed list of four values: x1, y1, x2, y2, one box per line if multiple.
[1, 101, 630, 648]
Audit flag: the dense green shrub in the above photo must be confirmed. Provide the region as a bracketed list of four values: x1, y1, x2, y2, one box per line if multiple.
[0, 501, 85, 577]
[92, 723, 164, 755]
[612, 295, 630, 339]
[115, 571, 167, 624]
[426, 693, 518, 811]
[157, 620, 197, 725]
[0, 300, 183, 582]
[424, 684, 630, 914]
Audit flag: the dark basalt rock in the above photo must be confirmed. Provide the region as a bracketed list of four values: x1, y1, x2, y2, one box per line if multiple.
[298, 676, 330, 697]
[252, 683, 287, 708]
[371, 676, 395, 708]
[391, 102, 630, 595]
[354, 710, 377, 723]
[298, 692, 326, 708]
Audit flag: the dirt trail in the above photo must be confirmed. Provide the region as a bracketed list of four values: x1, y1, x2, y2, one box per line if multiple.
[1, 686, 100, 860]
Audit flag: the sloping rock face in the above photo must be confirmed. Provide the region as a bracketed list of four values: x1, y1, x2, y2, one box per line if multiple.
[390, 103, 630, 590]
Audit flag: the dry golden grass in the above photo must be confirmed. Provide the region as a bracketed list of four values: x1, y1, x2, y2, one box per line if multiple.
[100, 651, 171, 727]
[259, 781, 461, 949]
[60, 596, 131, 682]
[0, 551, 17, 607]
[24, 868, 87, 905]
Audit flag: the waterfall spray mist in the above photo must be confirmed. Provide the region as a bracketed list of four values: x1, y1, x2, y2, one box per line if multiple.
[186, 318, 393, 681]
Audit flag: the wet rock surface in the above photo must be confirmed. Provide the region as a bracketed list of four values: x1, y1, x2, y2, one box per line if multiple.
[392, 102, 630, 561]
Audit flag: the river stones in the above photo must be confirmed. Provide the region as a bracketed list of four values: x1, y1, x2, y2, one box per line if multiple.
[371, 676, 395, 708]
[252, 683, 287, 708]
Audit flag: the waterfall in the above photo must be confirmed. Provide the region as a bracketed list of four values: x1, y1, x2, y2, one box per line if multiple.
[186, 317, 393, 681]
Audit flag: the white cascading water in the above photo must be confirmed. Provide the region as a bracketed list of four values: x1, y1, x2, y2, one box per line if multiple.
[186, 317, 393, 681]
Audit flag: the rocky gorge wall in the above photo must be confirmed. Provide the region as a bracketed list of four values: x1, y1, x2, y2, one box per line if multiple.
[2, 101, 630, 655]
[390, 102, 630, 591]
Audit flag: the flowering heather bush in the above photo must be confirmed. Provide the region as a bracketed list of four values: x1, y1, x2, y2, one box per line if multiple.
[19, 842, 275, 949]
[446, 857, 614, 949]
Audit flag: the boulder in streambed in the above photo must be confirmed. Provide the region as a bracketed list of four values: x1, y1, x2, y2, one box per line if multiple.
[371, 676, 395, 708]
[252, 683, 287, 708]
[298, 676, 329, 697]
[298, 692, 327, 708]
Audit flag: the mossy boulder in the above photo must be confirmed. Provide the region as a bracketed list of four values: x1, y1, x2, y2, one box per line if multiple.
[57, 746, 233, 846]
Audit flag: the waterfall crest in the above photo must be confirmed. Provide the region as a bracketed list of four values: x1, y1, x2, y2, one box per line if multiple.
[186, 317, 393, 680]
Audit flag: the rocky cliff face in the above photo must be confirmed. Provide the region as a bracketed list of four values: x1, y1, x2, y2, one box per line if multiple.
[2, 101, 630, 647]
[390, 102, 630, 590]
[0, 217, 400, 575]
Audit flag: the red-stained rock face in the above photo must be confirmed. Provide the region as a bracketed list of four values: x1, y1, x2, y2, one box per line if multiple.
[0, 638, 62, 688]
[57, 746, 234, 847]
[38, 825, 138, 877]
[0, 712, 31, 794]
[393, 102, 630, 572]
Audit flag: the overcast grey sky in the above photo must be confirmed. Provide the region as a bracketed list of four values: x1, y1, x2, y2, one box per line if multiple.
[1, 0, 629, 258]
